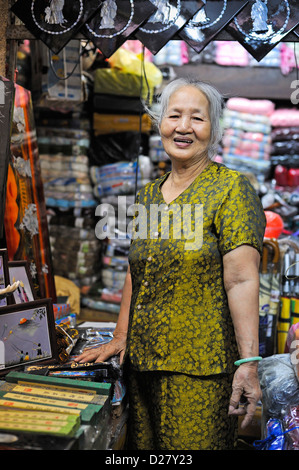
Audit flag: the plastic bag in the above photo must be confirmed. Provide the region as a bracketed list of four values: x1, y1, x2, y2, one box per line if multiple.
[258, 354, 299, 419]
[106, 48, 163, 102]
[253, 419, 286, 450]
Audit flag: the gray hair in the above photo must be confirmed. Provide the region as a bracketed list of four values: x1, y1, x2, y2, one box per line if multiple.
[148, 78, 224, 160]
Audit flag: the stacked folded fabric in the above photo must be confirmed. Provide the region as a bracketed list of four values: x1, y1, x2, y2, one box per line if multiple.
[81, 192, 134, 314]
[222, 97, 275, 178]
[49, 222, 101, 288]
[81, 158, 153, 313]
[90, 157, 152, 199]
[214, 41, 249, 67]
[40, 155, 95, 210]
[37, 120, 102, 290]
[270, 109, 299, 188]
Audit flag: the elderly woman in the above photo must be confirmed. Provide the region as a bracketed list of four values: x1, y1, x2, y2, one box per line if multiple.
[76, 78, 266, 450]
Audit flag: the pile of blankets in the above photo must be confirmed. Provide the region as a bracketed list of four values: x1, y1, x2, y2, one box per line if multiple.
[222, 97, 275, 179]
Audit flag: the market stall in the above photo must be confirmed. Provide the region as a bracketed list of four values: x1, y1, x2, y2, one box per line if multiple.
[0, 0, 298, 452]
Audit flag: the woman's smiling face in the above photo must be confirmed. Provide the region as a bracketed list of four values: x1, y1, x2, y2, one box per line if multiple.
[160, 85, 211, 164]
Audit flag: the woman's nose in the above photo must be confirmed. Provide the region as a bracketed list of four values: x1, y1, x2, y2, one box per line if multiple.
[176, 115, 192, 132]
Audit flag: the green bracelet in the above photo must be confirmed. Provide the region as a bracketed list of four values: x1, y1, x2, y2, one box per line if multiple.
[234, 356, 262, 366]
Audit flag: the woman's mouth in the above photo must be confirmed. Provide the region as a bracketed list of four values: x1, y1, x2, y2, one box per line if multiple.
[173, 137, 193, 145]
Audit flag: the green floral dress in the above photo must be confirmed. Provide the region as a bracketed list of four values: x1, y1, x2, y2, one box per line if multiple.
[125, 161, 266, 450]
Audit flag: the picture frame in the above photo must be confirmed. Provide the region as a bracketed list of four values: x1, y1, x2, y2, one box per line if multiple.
[8, 260, 37, 305]
[0, 298, 59, 376]
[0, 248, 13, 307]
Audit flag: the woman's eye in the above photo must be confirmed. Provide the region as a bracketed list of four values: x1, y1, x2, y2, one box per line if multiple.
[193, 116, 204, 121]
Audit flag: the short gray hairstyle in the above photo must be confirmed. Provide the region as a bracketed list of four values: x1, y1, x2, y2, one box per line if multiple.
[149, 78, 224, 160]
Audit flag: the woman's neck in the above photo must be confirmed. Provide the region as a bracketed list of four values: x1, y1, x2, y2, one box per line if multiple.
[169, 157, 210, 188]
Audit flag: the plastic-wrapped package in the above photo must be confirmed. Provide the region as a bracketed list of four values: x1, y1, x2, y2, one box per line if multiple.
[256, 355, 299, 450]
[93, 59, 162, 103]
[258, 354, 299, 419]
[254, 419, 286, 450]
[283, 405, 299, 449]
[90, 157, 152, 197]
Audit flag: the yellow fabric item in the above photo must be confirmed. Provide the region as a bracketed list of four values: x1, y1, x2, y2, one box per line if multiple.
[54, 275, 80, 314]
[126, 366, 237, 450]
[127, 162, 266, 377]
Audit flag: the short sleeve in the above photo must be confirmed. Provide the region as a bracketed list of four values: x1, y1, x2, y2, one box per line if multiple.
[214, 174, 266, 256]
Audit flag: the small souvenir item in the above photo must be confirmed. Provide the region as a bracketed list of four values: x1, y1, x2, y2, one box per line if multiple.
[11, 0, 102, 54]
[135, 0, 203, 55]
[82, 0, 156, 58]
[226, 0, 299, 61]
[179, 0, 248, 54]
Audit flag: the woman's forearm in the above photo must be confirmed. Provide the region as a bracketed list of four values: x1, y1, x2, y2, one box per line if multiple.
[223, 245, 261, 360]
[226, 278, 260, 359]
[113, 265, 132, 337]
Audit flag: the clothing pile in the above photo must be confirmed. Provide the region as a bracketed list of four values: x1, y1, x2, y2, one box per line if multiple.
[37, 115, 102, 290]
[81, 158, 153, 313]
[271, 108, 299, 190]
[222, 97, 275, 180]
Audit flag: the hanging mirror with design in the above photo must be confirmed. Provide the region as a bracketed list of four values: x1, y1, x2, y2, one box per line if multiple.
[82, 0, 157, 58]
[226, 0, 299, 62]
[179, 0, 248, 54]
[11, 0, 102, 54]
[135, 0, 202, 55]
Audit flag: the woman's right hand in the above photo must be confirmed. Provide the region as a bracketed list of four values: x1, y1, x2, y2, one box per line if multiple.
[74, 331, 127, 365]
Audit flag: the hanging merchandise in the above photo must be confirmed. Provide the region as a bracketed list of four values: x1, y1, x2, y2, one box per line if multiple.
[4, 84, 56, 301]
[179, 0, 248, 54]
[135, 0, 202, 55]
[82, 0, 156, 58]
[226, 0, 299, 62]
[37, 40, 84, 110]
[11, 0, 101, 54]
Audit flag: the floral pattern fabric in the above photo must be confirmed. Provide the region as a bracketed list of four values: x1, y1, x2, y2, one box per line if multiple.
[127, 161, 266, 377]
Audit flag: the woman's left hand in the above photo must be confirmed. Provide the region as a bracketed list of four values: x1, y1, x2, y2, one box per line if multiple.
[228, 363, 262, 429]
